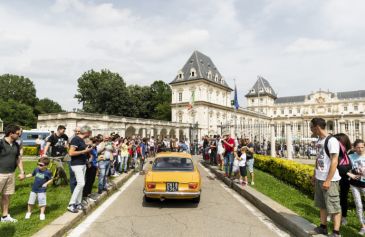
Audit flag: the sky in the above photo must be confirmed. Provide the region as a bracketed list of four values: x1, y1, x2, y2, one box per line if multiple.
[1, 0, 365, 110]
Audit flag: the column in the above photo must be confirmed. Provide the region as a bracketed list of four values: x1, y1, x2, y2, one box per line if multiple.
[142, 128, 146, 138]
[184, 127, 190, 142]
[270, 122, 276, 158]
[362, 122, 365, 141]
[150, 126, 154, 137]
[286, 122, 293, 160]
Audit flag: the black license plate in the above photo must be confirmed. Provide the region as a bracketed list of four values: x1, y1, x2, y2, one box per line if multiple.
[166, 182, 178, 192]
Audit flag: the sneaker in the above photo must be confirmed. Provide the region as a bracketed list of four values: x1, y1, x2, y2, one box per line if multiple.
[359, 228, 365, 235]
[88, 193, 99, 201]
[313, 226, 328, 235]
[251, 181, 255, 186]
[39, 214, 45, 221]
[328, 233, 341, 237]
[1, 214, 18, 223]
[327, 215, 331, 222]
[25, 212, 31, 219]
[81, 199, 88, 206]
[76, 203, 86, 210]
[341, 217, 347, 226]
[67, 204, 78, 213]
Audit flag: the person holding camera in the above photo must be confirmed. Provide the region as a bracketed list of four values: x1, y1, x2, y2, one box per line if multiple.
[67, 126, 93, 213]
[222, 134, 235, 178]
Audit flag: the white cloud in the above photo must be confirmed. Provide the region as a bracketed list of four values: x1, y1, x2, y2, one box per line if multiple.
[285, 38, 340, 53]
[0, 0, 365, 111]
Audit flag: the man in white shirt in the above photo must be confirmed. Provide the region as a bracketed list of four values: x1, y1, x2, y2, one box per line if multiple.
[310, 117, 341, 237]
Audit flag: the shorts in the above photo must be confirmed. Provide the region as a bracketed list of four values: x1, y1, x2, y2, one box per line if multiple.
[28, 192, 47, 206]
[0, 173, 15, 195]
[246, 159, 254, 173]
[239, 166, 247, 177]
[314, 179, 341, 214]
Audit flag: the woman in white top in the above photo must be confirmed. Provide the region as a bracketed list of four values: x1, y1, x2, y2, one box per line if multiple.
[238, 147, 248, 186]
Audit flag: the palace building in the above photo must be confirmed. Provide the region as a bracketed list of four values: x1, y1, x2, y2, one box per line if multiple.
[170, 50, 365, 142]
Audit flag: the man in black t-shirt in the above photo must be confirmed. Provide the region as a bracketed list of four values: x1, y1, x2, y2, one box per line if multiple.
[43, 125, 68, 157]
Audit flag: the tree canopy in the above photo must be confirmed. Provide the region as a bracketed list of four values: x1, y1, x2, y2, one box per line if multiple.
[0, 74, 64, 128]
[75, 70, 171, 120]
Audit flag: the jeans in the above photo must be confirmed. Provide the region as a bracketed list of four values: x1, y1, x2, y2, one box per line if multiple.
[69, 165, 86, 206]
[340, 176, 350, 217]
[98, 160, 110, 193]
[224, 152, 234, 176]
[83, 165, 97, 198]
[351, 185, 365, 225]
[120, 155, 128, 172]
[68, 161, 77, 193]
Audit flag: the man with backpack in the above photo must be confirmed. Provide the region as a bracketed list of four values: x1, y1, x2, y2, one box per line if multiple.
[310, 118, 341, 237]
[0, 124, 25, 223]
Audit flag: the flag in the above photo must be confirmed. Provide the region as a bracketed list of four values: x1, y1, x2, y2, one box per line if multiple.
[234, 83, 239, 110]
[188, 91, 195, 110]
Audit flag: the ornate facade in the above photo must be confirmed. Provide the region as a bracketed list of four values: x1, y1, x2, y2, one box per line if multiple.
[246, 77, 365, 142]
[170, 51, 271, 141]
[171, 51, 365, 142]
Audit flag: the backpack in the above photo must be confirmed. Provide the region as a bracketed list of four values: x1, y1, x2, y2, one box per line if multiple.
[324, 135, 352, 177]
[0, 139, 20, 157]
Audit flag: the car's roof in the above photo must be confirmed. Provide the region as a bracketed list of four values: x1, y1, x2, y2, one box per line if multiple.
[155, 152, 192, 159]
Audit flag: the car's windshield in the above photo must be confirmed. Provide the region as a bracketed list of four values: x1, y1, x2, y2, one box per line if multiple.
[152, 157, 194, 171]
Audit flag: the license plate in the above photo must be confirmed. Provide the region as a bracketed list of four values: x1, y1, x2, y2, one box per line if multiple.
[166, 182, 178, 192]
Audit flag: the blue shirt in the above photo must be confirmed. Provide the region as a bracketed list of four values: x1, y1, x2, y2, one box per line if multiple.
[90, 148, 98, 167]
[349, 153, 365, 187]
[31, 168, 52, 193]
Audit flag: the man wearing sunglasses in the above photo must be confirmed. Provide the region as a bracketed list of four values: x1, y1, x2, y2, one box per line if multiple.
[0, 124, 25, 223]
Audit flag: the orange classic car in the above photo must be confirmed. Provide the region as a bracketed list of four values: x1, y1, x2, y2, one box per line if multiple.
[143, 152, 201, 203]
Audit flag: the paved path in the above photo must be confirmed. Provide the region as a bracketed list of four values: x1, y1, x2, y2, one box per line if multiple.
[67, 156, 291, 237]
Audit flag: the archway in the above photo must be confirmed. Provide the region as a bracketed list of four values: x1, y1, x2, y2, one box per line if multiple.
[125, 126, 136, 137]
[160, 128, 167, 138]
[169, 129, 176, 139]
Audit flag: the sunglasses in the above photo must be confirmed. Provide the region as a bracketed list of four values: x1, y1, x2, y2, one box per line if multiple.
[38, 163, 47, 167]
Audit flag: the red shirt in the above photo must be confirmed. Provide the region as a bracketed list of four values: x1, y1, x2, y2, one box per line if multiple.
[223, 138, 235, 153]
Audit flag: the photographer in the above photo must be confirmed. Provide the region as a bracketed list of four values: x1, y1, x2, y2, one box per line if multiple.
[222, 134, 235, 178]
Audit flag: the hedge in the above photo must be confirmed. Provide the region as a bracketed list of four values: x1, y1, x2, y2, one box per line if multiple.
[23, 146, 38, 156]
[254, 155, 315, 195]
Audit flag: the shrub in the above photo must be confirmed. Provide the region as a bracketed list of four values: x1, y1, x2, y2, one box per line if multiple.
[254, 155, 315, 195]
[23, 146, 38, 156]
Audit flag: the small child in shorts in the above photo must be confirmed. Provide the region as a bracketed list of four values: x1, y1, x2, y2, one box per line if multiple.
[25, 157, 53, 220]
[238, 147, 248, 186]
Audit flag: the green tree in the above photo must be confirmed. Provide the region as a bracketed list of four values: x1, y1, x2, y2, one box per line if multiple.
[149, 80, 172, 120]
[75, 69, 130, 115]
[126, 85, 153, 118]
[0, 99, 37, 128]
[34, 98, 64, 115]
[0, 74, 37, 107]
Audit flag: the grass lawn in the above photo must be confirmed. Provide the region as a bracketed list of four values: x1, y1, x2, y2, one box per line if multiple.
[0, 160, 96, 237]
[253, 169, 362, 237]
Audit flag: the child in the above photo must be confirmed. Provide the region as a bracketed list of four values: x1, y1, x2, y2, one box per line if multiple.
[238, 147, 248, 186]
[25, 157, 53, 220]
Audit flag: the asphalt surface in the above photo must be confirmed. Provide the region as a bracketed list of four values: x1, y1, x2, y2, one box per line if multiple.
[67, 156, 291, 237]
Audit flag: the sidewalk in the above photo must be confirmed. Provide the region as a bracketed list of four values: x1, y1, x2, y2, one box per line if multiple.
[32, 170, 136, 237]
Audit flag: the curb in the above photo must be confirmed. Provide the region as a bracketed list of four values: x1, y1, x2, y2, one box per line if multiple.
[201, 162, 325, 237]
[31, 170, 136, 237]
